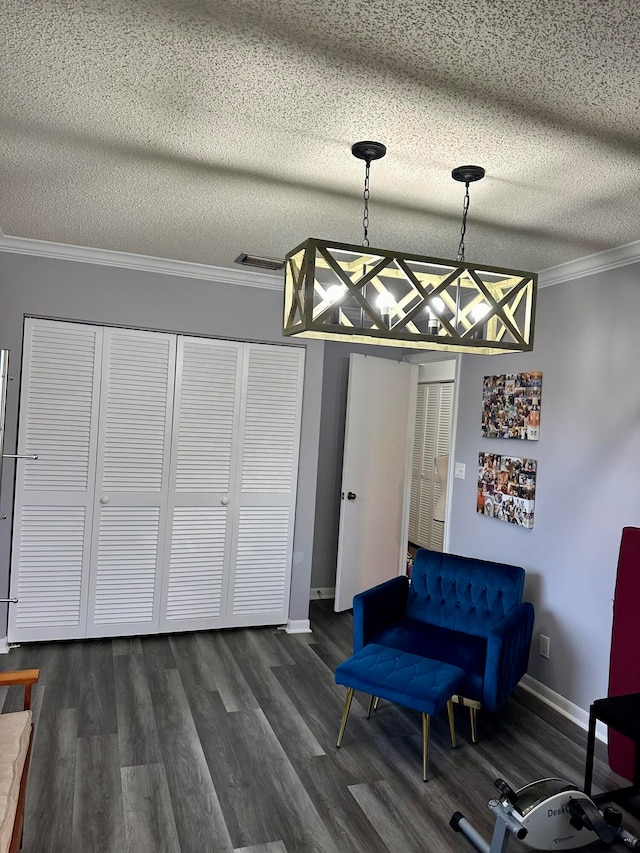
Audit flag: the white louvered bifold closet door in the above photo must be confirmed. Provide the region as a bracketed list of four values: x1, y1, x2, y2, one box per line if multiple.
[9, 319, 103, 642]
[11, 321, 305, 641]
[159, 337, 243, 632]
[85, 328, 176, 638]
[226, 343, 304, 627]
[409, 382, 453, 552]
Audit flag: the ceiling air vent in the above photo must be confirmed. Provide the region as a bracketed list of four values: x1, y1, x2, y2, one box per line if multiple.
[235, 253, 285, 271]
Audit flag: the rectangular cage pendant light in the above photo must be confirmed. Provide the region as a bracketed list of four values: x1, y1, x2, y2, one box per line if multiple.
[283, 238, 537, 354]
[282, 145, 538, 354]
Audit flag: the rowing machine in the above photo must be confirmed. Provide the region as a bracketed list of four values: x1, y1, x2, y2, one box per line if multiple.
[451, 777, 640, 851]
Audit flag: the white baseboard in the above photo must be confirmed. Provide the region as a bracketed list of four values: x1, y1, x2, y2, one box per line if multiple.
[285, 619, 312, 634]
[309, 587, 335, 601]
[0, 637, 8, 654]
[520, 674, 608, 743]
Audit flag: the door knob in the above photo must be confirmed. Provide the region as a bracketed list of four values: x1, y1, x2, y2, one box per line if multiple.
[347, 491, 357, 500]
[100, 496, 110, 505]
[221, 496, 229, 505]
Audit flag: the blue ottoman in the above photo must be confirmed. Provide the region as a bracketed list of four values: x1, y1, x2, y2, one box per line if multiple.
[335, 643, 465, 781]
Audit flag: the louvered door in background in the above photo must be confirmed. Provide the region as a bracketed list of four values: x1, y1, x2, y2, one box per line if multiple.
[227, 343, 304, 627]
[408, 385, 426, 545]
[160, 337, 243, 632]
[9, 319, 102, 641]
[86, 328, 176, 637]
[409, 381, 453, 552]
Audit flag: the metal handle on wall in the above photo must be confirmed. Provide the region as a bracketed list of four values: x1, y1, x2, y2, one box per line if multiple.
[0, 351, 8, 488]
[2, 454, 38, 460]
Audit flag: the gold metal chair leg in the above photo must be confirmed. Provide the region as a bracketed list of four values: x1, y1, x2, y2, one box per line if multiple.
[373, 696, 380, 712]
[366, 695, 375, 719]
[447, 699, 457, 748]
[470, 705, 477, 743]
[422, 713, 431, 782]
[337, 687, 354, 747]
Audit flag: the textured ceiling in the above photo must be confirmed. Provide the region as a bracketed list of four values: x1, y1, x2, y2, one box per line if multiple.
[2, 0, 640, 275]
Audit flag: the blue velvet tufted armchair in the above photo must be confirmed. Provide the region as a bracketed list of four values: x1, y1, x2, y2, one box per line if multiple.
[353, 547, 534, 739]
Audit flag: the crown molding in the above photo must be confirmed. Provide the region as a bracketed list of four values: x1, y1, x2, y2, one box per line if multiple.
[0, 233, 284, 291]
[2, 231, 639, 292]
[538, 238, 640, 288]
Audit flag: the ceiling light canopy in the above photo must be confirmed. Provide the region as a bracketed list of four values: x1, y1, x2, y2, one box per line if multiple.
[283, 143, 537, 354]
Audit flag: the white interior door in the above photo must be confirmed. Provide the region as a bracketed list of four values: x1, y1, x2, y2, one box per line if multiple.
[9, 319, 103, 642]
[86, 328, 176, 638]
[226, 343, 304, 627]
[334, 354, 417, 612]
[159, 337, 243, 632]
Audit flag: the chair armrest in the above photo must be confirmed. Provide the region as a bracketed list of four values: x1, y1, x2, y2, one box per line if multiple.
[484, 603, 534, 712]
[353, 576, 409, 652]
[0, 669, 40, 710]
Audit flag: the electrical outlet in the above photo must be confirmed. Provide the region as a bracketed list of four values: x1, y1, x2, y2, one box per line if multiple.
[539, 634, 550, 659]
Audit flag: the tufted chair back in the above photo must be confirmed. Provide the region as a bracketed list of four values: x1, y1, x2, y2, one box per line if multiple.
[406, 548, 525, 637]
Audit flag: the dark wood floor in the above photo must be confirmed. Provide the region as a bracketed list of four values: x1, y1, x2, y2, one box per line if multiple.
[1, 600, 638, 852]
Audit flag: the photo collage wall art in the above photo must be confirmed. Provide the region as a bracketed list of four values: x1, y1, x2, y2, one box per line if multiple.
[482, 372, 542, 440]
[477, 453, 536, 529]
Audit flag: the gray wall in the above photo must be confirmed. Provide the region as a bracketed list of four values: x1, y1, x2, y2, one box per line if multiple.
[448, 261, 640, 712]
[311, 341, 404, 589]
[0, 251, 324, 631]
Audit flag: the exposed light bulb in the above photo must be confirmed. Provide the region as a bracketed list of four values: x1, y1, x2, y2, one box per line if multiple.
[427, 295, 445, 334]
[326, 285, 343, 302]
[471, 302, 490, 322]
[376, 292, 395, 310]
[471, 301, 490, 340]
[376, 292, 394, 329]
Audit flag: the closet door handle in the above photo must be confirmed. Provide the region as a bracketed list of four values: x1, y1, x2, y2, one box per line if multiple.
[221, 496, 229, 506]
[100, 496, 110, 505]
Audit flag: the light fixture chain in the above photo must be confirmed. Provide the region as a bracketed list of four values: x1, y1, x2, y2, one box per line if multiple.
[457, 182, 471, 262]
[362, 160, 370, 247]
